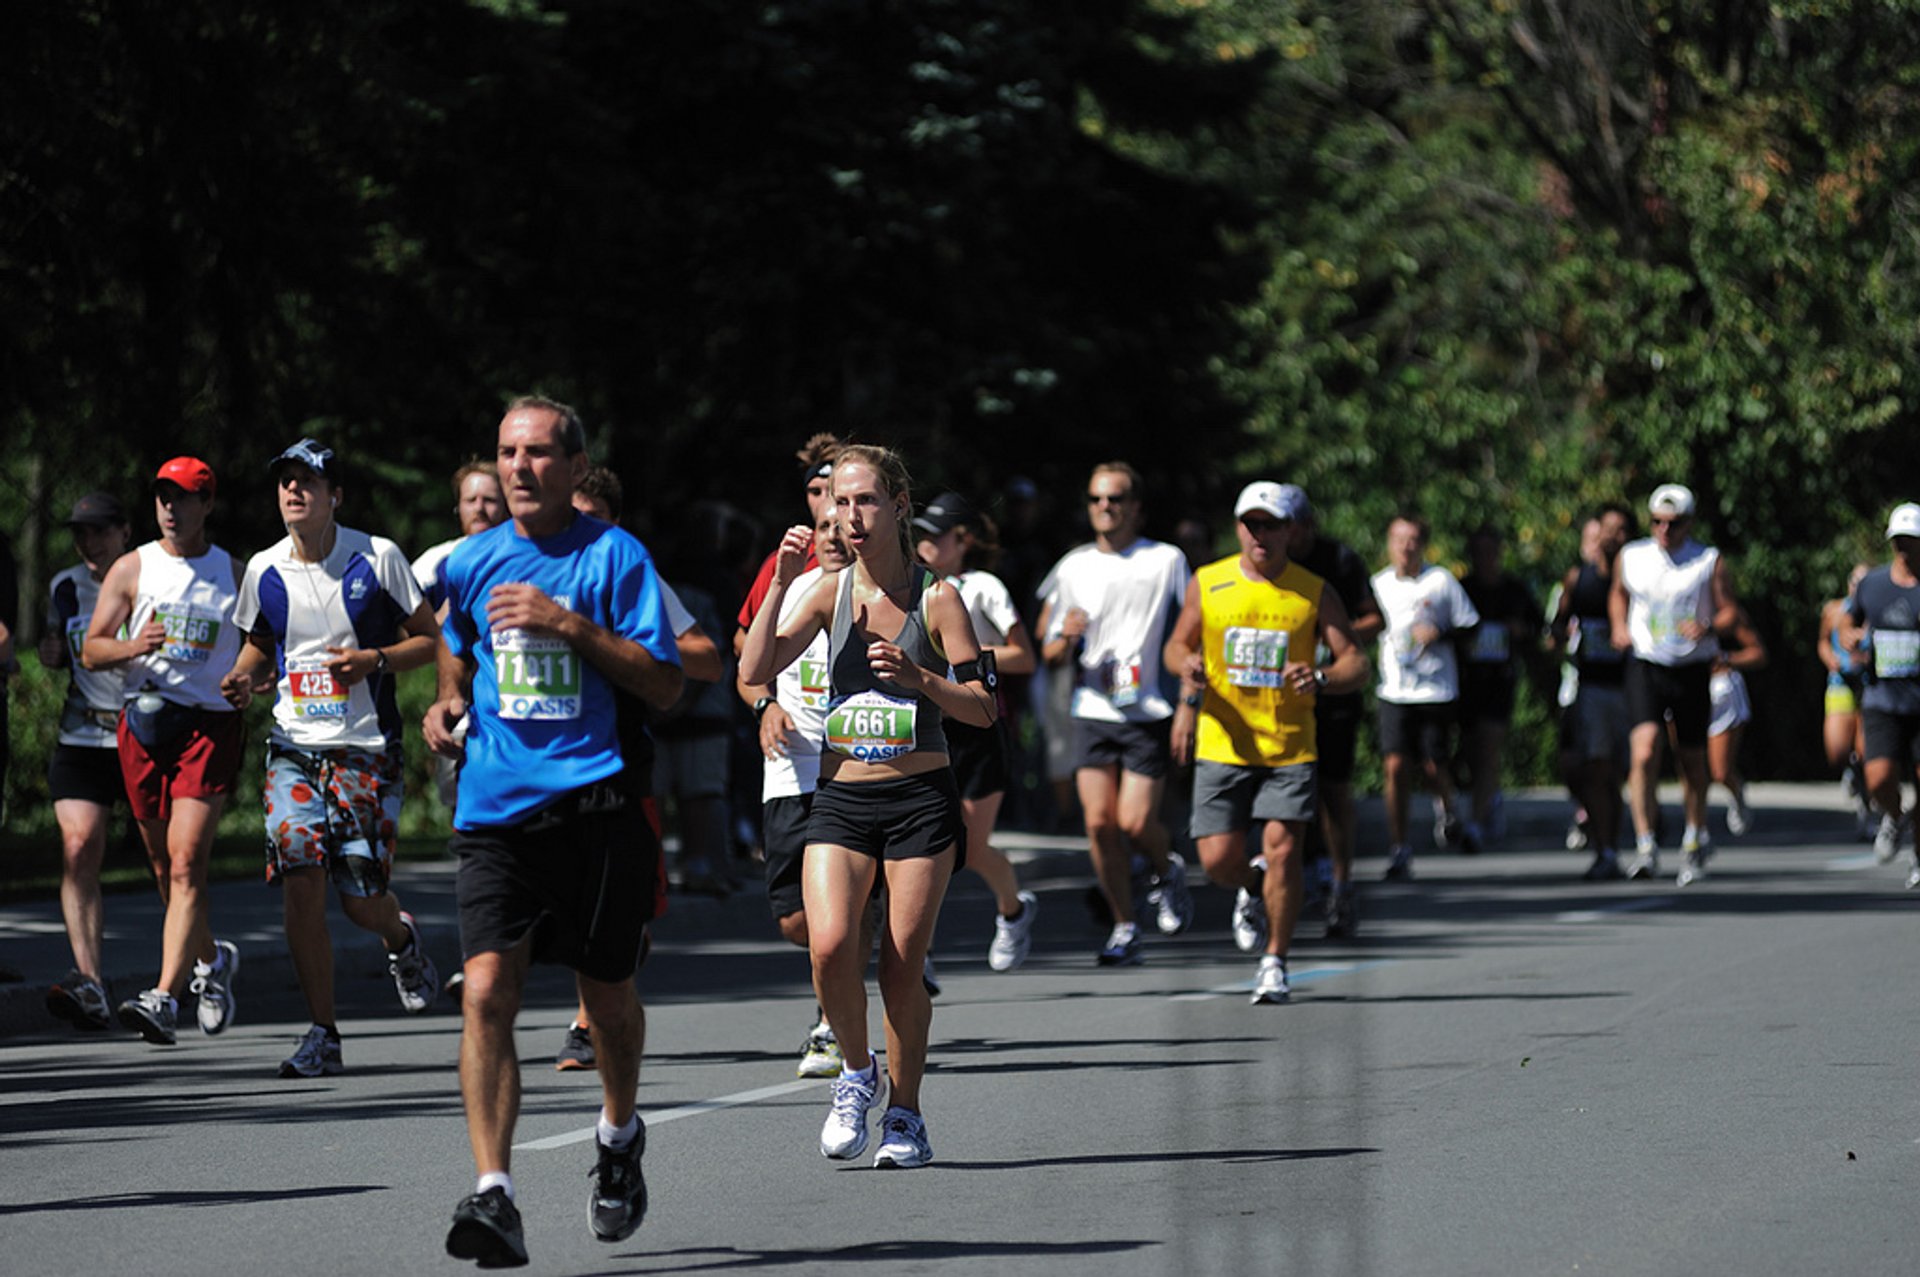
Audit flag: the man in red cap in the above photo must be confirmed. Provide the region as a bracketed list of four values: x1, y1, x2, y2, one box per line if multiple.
[82, 456, 246, 1045]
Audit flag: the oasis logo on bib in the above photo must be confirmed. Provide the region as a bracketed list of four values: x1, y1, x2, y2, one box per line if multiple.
[157, 604, 221, 664]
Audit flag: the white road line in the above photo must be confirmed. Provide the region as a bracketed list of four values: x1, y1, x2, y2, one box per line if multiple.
[1169, 961, 1386, 1003]
[1825, 853, 1884, 872]
[1554, 898, 1675, 924]
[516, 1078, 825, 1151]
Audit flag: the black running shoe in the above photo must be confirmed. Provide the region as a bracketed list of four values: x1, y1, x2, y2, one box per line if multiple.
[554, 1022, 596, 1072]
[447, 1187, 527, 1268]
[588, 1122, 648, 1242]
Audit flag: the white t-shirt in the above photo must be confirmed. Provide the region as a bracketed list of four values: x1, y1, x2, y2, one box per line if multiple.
[955, 570, 1020, 647]
[1618, 538, 1720, 666]
[1039, 538, 1189, 723]
[761, 566, 830, 800]
[1372, 564, 1479, 704]
[235, 528, 425, 751]
[48, 565, 124, 747]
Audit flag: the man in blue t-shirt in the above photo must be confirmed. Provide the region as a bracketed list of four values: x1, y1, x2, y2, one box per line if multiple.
[425, 396, 682, 1269]
[1844, 501, 1920, 888]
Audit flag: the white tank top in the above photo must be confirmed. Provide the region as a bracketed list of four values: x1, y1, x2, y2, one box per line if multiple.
[1619, 538, 1720, 666]
[124, 542, 243, 711]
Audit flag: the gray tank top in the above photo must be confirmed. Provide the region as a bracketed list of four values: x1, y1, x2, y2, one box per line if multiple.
[824, 567, 949, 760]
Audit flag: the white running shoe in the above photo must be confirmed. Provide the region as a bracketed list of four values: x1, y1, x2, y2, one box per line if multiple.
[1625, 849, 1659, 881]
[1906, 852, 1920, 891]
[1676, 850, 1707, 888]
[117, 988, 178, 1045]
[1874, 813, 1905, 864]
[1231, 886, 1267, 953]
[1250, 955, 1290, 1006]
[797, 1022, 842, 1079]
[873, 1106, 933, 1169]
[1151, 854, 1193, 935]
[1725, 790, 1752, 836]
[987, 891, 1039, 972]
[388, 912, 441, 1014]
[819, 1059, 885, 1159]
[191, 939, 240, 1035]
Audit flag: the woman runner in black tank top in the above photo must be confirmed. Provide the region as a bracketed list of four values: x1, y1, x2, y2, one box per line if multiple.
[739, 445, 996, 1169]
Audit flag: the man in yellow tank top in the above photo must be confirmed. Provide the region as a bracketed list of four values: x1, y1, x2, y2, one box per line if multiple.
[1165, 483, 1369, 1005]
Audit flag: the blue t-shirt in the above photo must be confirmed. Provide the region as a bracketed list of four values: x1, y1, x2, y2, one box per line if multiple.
[443, 514, 679, 828]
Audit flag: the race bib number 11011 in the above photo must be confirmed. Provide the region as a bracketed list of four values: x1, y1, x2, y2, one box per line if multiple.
[493, 629, 582, 721]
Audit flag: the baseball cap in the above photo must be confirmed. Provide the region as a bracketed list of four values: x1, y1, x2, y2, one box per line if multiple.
[66, 492, 127, 527]
[153, 457, 216, 497]
[1648, 483, 1695, 518]
[913, 491, 978, 538]
[1273, 484, 1311, 521]
[1233, 481, 1292, 522]
[1886, 502, 1920, 540]
[269, 437, 335, 479]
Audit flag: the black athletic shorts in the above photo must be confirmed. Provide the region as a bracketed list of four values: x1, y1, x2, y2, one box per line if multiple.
[944, 718, 1010, 801]
[1459, 668, 1516, 725]
[452, 776, 660, 984]
[807, 770, 965, 866]
[1377, 700, 1455, 766]
[762, 791, 814, 920]
[1070, 717, 1173, 779]
[1626, 657, 1712, 746]
[1313, 699, 1360, 787]
[48, 744, 126, 807]
[1862, 707, 1920, 769]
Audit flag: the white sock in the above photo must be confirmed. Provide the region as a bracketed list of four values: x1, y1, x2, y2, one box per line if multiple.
[598, 1111, 639, 1151]
[845, 1054, 878, 1082]
[477, 1171, 513, 1199]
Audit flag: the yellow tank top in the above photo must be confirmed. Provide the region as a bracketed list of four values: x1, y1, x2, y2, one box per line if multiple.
[1195, 556, 1323, 768]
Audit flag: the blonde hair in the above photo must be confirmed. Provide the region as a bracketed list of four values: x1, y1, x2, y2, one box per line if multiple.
[833, 444, 916, 566]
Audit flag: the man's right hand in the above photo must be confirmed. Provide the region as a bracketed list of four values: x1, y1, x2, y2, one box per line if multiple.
[759, 701, 796, 758]
[423, 698, 468, 758]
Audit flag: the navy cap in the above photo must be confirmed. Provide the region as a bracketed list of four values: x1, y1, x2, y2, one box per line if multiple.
[67, 492, 127, 527]
[913, 491, 978, 538]
[269, 438, 335, 479]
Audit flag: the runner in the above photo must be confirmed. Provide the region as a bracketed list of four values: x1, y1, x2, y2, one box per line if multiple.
[40, 493, 134, 1029]
[429, 397, 682, 1266]
[1842, 503, 1920, 887]
[1547, 505, 1634, 879]
[219, 439, 443, 1078]
[1819, 563, 1874, 839]
[1457, 524, 1539, 848]
[1609, 483, 1741, 887]
[1277, 485, 1383, 936]
[1372, 514, 1479, 879]
[1705, 607, 1767, 837]
[739, 444, 997, 1169]
[411, 460, 507, 613]
[1164, 483, 1368, 1003]
[1037, 462, 1193, 965]
[81, 457, 245, 1045]
[914, 491, 1041, 971]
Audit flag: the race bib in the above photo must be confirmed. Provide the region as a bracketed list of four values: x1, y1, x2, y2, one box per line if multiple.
[1874, 629, 1920, 680]
[1224, 626, 1288, 689]
[1470, 622, 1510, 663]
[287, 657, 349, 721]
[1578, 618, 1622, 663]
[1646, 601, 1688, 645]
[1108, 655, 1144, 708]
[493, 629, 582, 721]
[156, 602, 221, 665]
[65, 616, 87, 662]
[824, 691, 917, 761]
[798, 657, 830, 711]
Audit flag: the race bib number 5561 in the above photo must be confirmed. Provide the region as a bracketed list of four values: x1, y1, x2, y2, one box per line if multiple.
[493, 629, 582, 720]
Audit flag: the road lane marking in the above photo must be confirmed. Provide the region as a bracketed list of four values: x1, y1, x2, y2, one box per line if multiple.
[1554, 898, 1675, 923]
[1826, 853, 1883, 872]
[517, 1079, 824, 1151]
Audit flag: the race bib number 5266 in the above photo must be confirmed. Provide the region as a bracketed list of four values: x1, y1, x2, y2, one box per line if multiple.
[493, 629, 582, 720]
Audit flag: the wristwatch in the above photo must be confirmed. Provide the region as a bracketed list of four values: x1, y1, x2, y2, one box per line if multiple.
[1181, 690, 1204, 708]
[374, 648, 390, 675]
[753, 695, 775, 721]
[1313, 669, 1328, 690]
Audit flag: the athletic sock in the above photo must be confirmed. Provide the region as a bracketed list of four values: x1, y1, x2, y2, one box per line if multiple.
[599, 1112, 640, 1151]
[477, 1171, 514, 1199]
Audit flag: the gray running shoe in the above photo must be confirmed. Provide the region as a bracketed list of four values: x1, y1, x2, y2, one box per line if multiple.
[873, 1106, 933, 1169]
[1251, 955, 1291, 1005]
[1906, 853, 1920, 891]
[588, 1121, 648, 1242]
[1324, 886, 1359, 939]
[988, 891, 1039, 972]
[1874, 813, 1905, 864]
[1676, 849, 1707, 888]
[190, 939, 239, 1035]
[921, 953, 942, 998]
[280, 1024, 344, 1078]
[388, 912, 440, 1013]
[48, 970, 112, 1030]
[1625, 849, 1660, 881]
[117, 988, 177, 1045]
[555, 1022, 596, 1072]
[447, 1187, 527, 1268]
[820, 1060, 885, 1160]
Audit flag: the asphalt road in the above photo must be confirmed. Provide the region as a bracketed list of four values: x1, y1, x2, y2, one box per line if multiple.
[1, 785, 1915, 1276]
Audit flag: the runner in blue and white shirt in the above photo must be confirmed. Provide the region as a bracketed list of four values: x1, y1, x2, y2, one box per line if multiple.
[224, 439, 443, 1078]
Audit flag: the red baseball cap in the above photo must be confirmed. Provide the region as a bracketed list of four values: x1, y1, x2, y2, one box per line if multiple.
[153, 456, 216, 497]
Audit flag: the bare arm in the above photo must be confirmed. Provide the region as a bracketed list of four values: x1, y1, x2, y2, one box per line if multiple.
[739, 525, 831, 684]
[81, 551, 161, 670]
[1546, 565, 1581, 654]
[1608, 568, 1631, 650]
[422, 636, 473, 758]
[1709, 557, 1740, 637]
[219, 628, 277, 709]
[868, 581, 994, 728]
[1164, 578, 1204, 766]
[1316, 590, 1370, 694]
[674, 623, 724, 684]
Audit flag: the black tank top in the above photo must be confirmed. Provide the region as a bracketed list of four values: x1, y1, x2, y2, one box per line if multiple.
[1570, 563, 1625, 686]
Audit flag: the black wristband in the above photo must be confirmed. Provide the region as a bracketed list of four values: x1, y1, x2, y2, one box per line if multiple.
[753, 695, 775, 721]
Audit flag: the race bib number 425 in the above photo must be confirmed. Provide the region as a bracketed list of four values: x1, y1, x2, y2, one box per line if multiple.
[493, 629, 582, 720]
[288, 658, 348, 720]
[824, 692, 917, 761]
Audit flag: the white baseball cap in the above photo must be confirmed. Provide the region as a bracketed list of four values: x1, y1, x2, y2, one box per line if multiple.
[1233, 481, 1291, 522]
[1648, 483, 1695, 518]
[1886, 502, 1920, 539]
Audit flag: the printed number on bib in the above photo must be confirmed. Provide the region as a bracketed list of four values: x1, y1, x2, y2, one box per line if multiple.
[157, 603, 221, 664]
[799, 658, 830, 711]
[824, 692, 917, 761]
[1224, 627, 1288, 689]
[1470, 622, 1510, 663]
[66, 617, 88, 662]
[288, 657, 349, 721]
[1874, 629, 1920, 680]
[493, 629, 583, 721]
